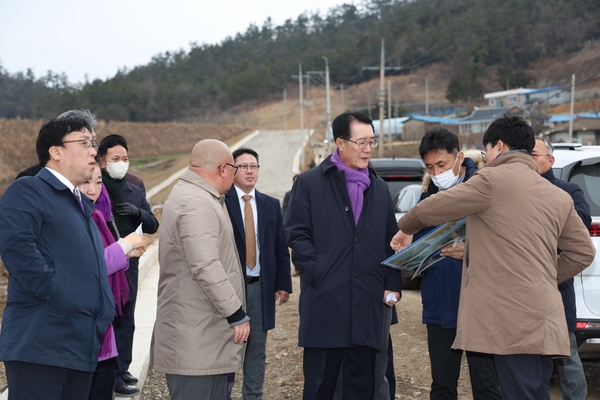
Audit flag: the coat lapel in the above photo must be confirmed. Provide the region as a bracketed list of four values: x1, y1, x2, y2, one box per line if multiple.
[256, 190, 268, 251]
[225, 187, 245, 240]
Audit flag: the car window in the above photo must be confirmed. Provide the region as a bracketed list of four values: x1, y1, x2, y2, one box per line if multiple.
[396, 190, 418, 213]
[568, 163, 600, 216]
[385, 179, 422, 197]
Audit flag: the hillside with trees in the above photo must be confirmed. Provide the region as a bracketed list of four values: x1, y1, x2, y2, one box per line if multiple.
[1, 0, 599, 122]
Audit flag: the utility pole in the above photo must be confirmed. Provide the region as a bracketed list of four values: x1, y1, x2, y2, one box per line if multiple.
[340, 84, 345, 113]
[361, 39, 402, 158]
[283, 89, 287, 134]
[425, 78, 429, 115]
[569, 74, 575, 142]
[378, 38, 385, 158]
[322, 56, 331, 153]
[299, 64, 305, 167]
[388, 81, 392, 149]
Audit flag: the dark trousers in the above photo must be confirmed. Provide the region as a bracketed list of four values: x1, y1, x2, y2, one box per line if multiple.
[303, 347, 376, 400]
[89, 358, 116, 400]
[113, 299, 136, 387]
[427, 324, 500, 400]
[385, 335, 396, 399]
[494, 354, 553, 400]
[5, 360, 93, 400]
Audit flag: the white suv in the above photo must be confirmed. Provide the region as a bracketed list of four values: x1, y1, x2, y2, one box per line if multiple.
[552, 144, 600, 354]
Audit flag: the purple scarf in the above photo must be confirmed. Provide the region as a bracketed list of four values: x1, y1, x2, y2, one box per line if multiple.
[96, 184, 113, 223]
[91, 210, 130, 316]
[331, 148, 371, 226]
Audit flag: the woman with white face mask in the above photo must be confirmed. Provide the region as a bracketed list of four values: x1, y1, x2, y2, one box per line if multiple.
[96, 134, 159, 396]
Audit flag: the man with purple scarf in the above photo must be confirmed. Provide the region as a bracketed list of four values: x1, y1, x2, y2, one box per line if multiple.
[285, 111, 401, 400]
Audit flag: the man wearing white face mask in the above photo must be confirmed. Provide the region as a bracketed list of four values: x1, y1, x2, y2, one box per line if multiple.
[97, 134, 160, 397]
[415, 128, 501, 400]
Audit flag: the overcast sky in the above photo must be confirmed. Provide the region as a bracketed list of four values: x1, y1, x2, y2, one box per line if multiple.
[0, 0, 350, 85]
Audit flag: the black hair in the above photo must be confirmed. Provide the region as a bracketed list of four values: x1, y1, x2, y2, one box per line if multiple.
[232, 148, 259, 164]
[482, 116, 535, 154]
[331, 111, 374, 140]
[418, 127, 460, 158]
[36, 117, 92, 166]
[97, 134, 129, 159]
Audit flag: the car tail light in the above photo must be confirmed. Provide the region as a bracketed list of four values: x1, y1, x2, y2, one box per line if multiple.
[577, 321, 600, 329]
[590, 224, 600, 237]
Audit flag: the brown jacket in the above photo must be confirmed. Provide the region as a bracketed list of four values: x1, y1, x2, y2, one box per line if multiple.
[152, 169, 246, 375]
[399, 152, 595, 356]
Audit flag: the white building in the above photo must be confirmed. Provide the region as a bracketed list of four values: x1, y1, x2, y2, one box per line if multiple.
[484, 86, 570, 107]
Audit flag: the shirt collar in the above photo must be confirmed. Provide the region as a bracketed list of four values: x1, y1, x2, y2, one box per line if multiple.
[234, 185, 256, 200]
[45, 167, 76, 192]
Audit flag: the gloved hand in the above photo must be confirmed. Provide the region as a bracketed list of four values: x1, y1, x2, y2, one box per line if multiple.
[115, 203, 141, 219]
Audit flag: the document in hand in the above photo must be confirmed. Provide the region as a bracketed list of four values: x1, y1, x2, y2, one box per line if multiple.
[382, 218, 466, 279]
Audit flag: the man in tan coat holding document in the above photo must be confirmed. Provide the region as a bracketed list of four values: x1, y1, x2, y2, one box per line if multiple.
[153, 139, 249, 400]
[391, 116, 595, 400]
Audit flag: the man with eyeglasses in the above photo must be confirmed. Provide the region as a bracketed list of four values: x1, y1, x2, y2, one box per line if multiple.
[153, 139, 249, 400]
[391, 116, 595, 399]
[285, 111, 401, 400]
[224, 147, 292, 400]
[532, 138, 590, 400]
[15, 110, 148, 197]
[0, 115, 116, 399]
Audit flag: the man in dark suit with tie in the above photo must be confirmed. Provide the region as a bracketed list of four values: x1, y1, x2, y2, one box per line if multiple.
[225, 148, 293, 400]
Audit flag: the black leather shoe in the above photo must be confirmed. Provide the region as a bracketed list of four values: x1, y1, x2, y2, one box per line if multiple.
[114, 384, 140, 397]
[121, 371, 138, 385]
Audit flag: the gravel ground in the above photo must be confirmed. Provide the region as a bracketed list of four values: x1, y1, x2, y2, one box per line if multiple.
[140, 284, 600, 399]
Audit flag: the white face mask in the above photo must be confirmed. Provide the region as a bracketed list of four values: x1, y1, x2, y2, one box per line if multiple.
[106, 161, 129, 180]
[430, 157, 460, 190]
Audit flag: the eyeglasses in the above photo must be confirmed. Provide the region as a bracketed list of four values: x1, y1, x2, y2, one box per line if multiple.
[63, 138, 98, 150]
[531, 152, 551, 159]
[222, 162, 239, 175]
[342, 138, 379, 150]
[481, 151, 486, 163]
[236, 164, 260, 172]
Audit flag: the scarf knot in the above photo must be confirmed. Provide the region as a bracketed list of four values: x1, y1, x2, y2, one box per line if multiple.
[330, 149, 371, 226]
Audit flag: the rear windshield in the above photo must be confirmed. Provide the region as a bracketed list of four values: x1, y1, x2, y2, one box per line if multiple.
[385, 178, 423, 197]
[568, 163, 600, 217]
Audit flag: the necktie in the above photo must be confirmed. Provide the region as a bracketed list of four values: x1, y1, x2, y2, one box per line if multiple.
[242, 195, 256, 269]
[73, 188, 85, 213]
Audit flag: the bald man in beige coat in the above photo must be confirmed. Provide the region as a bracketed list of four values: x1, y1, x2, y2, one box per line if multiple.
[152, 139, 249, 400]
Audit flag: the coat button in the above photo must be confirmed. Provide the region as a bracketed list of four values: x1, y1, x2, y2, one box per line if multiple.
[353, 273, 359, 278]
[355, 239, 359, 244]
[344, 206, 349, 211]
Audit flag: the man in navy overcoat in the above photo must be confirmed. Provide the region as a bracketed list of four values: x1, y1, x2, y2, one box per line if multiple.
[0, 115, 115, 399]
[285, 111, 401, 400]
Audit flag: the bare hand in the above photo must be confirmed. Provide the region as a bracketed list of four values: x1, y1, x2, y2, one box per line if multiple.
[383, 290, 401, 306]
[124, 233, 147, 251]
[275, 290, 290, 306]
[233, 321, 250, 344]
[440, 241, 465, 261]
[390, 230, 413, 252]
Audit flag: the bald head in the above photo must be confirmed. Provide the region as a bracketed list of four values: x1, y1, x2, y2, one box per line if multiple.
[191, 139, 232, 169]
[189, 139, 235, 194]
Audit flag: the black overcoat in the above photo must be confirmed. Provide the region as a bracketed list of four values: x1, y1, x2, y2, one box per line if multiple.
[285, 156, 401, 350]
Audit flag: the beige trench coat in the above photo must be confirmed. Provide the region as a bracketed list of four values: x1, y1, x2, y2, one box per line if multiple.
[399, 152, 595, 356]
[152, 169, 246, 375]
